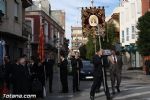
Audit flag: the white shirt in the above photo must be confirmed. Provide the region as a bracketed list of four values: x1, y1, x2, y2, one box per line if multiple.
[112, 55, 117, 62]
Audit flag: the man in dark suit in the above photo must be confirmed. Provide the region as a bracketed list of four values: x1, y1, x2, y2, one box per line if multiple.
[71, 54, 83, 93]
[43, 52, 55, 93]
[11, 57, 30, 94]
[108, 50, 123, 95]
[59, 53, 68, 93]
[90, 49, 111, 100]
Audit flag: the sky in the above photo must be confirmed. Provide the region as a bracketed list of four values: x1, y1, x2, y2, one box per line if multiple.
[49, 0, 120, 46]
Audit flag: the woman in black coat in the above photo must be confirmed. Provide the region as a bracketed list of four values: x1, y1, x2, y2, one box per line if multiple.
[59, 54, 68, 93]
[29, 57, 45, 98]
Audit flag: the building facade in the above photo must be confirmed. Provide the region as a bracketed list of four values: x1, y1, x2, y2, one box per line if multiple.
[120, 0, 150, 46]
[51, 10, 65, 30]
[0, 0, 32, 61]
[71, 26, 87, 52]
[120, 0, 142, 46]
[25, 0, 65, 58]
[119, 0, 150, 68]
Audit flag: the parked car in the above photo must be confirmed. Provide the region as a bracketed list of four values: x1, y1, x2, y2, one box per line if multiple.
[80, 60, 94, 80]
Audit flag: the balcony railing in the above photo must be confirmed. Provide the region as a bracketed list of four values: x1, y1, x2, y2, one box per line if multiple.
[22, 22, 32, 38]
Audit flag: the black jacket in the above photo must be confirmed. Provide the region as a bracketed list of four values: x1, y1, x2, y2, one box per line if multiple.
[60, 59, 68, 75]
[11, 64, 30, 94]
[71, 57, 83, 74]
[92, 54, 103, 77]
[43, 59, 55, 76]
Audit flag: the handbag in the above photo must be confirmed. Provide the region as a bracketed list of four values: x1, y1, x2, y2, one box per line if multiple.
[32, 78, 43, 92]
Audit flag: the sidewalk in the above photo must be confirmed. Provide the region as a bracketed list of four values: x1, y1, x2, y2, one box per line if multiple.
[122, 68, 150, 83]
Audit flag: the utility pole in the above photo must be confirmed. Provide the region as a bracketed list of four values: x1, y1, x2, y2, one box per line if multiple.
[91, 0, 94, 7]
[57, 32, 60, 63]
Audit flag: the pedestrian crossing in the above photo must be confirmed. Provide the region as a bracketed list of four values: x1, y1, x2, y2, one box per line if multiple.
[113, 80, 150, 100]
[44, 78, 150, 100]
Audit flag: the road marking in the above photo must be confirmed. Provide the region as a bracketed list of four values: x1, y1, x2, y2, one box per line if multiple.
[114, 91, 150, 99]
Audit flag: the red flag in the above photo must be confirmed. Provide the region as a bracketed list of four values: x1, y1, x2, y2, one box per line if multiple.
[38, 25, 45, 62]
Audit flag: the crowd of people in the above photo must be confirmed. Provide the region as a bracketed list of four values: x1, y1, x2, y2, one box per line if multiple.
[0, 49, 124, 100]
[0, 55, 47, 99]
[0, 51, 83, 99]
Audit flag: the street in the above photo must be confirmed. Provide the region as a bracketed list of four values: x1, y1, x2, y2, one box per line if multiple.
[43, 67, 150, 100]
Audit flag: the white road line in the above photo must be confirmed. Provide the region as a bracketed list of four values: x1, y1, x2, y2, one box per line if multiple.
[114, 91, 150, 99]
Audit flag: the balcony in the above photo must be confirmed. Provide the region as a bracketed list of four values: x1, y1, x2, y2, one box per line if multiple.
[22, 22, 32, 38]
[22, 0, 33, 8]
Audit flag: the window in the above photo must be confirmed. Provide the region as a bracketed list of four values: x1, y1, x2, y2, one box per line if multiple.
[122, 30, 125, 43]
[126, 28, 129, 41]
[132, 26, 135, 33]
[14, 0, 19, 21]
[0, 0, 6, 15]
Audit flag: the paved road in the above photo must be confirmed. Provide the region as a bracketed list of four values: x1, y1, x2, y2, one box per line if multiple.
[41, 68, 150, 100]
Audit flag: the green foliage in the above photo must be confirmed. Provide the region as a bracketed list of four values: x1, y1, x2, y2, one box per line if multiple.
[137, 11, 150, 56]
[86, 34, 95, 60]
[79, 44, 87, 60]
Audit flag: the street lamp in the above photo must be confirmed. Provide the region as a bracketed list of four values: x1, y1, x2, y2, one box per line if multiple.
[57, 32, 60, 63]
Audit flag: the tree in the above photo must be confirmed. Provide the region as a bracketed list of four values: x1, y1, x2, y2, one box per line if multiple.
[103, 23, 116, 49]
[137, 11, 150, 56]
[79, 44, 87, 60]
[86, 34, 95, 60]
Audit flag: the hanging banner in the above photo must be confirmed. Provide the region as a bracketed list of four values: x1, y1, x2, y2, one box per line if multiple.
[81, 7, 105, 37]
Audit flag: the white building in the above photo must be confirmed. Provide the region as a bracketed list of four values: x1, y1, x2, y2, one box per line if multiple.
[26, 0, 51, 16]
[120, 0, 142, 46]
[71, 26, 87, 52]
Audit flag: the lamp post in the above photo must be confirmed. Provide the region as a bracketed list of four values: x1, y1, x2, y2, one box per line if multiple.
[57, 32, 60, 63]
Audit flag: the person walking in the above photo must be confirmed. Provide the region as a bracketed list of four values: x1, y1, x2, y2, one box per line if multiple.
[90, 49, 111, 100]
[43, 52, 55, 93]
[108, 50, 123, 95]
[59, 53, 68, 93]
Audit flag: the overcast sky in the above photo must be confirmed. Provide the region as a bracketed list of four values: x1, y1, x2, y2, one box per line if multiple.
[49, 0, 119, 45]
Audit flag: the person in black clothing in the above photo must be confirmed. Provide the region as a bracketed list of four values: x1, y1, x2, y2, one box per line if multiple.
[43, 52, 55, 93]
[4, 56, 12, 90]
[90, 49, 111, 100]
[71, 54, 82, 93]
[59, 53, 68, 93]
[11, 57, 30, 95]
[30, 57, 45, 98]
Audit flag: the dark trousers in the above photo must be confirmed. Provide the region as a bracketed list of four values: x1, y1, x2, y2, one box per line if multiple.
[73, 72, 79, 91]
[90, 69, 110, 98]
[60, 73, 68, 92]
[47, 73, 53, 92]
[110, 71, 121, 93]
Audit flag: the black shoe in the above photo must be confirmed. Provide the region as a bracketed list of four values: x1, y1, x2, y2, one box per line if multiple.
[116, 86, 120, 93]
[49, 90, 52, 93]
[112, 91, 115, 95]
[107, 96, 112, 100]
[73, 90, 76, 93]
[90, 96, 94, 100]
[76, 89, 80, 92]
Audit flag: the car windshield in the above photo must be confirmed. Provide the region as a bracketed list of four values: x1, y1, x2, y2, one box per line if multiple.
[82, 61, 93, 70]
